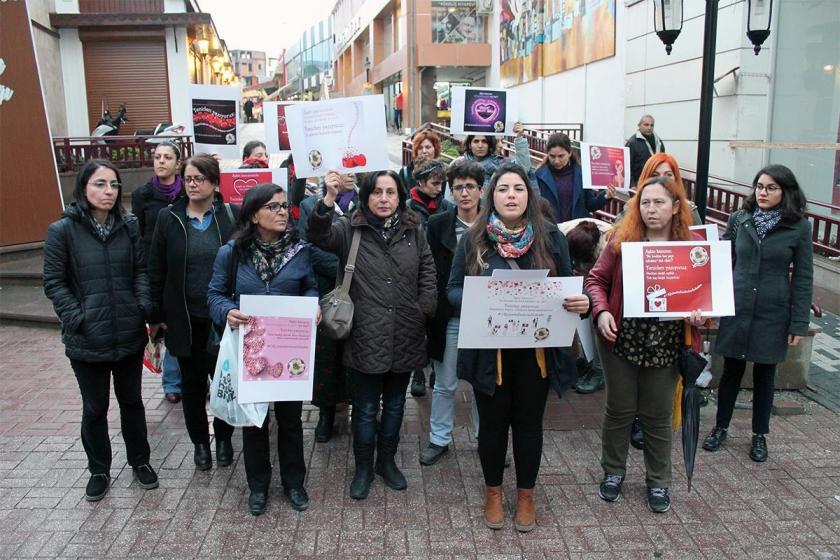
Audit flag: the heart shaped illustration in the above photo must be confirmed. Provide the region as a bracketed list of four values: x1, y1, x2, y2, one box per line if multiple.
[473, 100, 500, 123]
[233, 178, 258, 197]
[353, 154, 367, 166]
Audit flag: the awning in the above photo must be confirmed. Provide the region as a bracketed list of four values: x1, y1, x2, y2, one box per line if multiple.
[50, 12, 211, 28]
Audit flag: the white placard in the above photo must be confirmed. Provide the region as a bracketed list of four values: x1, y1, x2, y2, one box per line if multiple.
[189, 84, 240, 159]
[689, 224, 720, 241]
[580, 142, 630, 191]
[458, 274, 583, 349]
[450, 86, 518, 136]
[237, 295, 318, 403]
[622, 241, 735, 318]
[284, 95, 389, 177]
[263, 101, 295, 153]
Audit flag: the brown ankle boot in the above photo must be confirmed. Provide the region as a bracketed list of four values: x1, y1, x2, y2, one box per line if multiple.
[514, 488, 536, 532]
[484, 485, 504, 529]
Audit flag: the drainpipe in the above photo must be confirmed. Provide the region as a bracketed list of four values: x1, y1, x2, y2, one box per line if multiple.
[407, 0, 416, 130]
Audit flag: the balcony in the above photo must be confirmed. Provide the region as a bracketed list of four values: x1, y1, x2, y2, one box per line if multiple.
[79, 0, 164, 13]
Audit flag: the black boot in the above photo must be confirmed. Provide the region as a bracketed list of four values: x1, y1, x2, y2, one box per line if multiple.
[410, 369, 427, 397]
[349, 444, 375, 500]
[630, 417, 645, 450]
[194, 443, 212, 470]
[375, 438, 407, 490]
[315, 406, 335, 443]
[749, 434, 768, 462]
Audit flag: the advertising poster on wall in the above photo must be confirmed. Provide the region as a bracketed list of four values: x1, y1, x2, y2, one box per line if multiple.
[580, 142, 630, 191]
[450, 87, 518, 136]
[542, 0, 616, 75]
[237, 295, 318, 403]
[621, 241, 735, 318]
[189, 85, 240, 159]
[284, 94, 389, 177]
[432, 0, 485, 43]
[499, 0, 544, 88]
[458, 271, 583, 349]
[219, 168, 288, 204]
[263, 101, 295, 152]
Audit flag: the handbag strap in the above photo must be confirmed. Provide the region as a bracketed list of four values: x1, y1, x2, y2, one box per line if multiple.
[335, 228, 362, 295]
[505, 258, 521, 270]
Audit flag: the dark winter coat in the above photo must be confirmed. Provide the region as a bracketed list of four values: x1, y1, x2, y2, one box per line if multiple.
[535, 163, 607, 223]
[130, 180, 183, 264]
[207, 240, 319, 327]
[625, 131, 665, 185]
[714, 210, 813, 364]
[426, 207, 460, 361]
[307, 203, 437, 374]
[298, 189, 359, 295]
[406, 195, 455, 229]
[43, 203, 151, 362]
[446, 223, 579, 398]
[147, 193, 239, 356]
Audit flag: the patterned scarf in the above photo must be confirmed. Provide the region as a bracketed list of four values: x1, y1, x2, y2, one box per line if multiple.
[752, 207, 782, 240]
[250, 234, 304, 284]
[363, 207, 402, 242]
[88, 212, 115, 241]
[486, 212, 534, 259]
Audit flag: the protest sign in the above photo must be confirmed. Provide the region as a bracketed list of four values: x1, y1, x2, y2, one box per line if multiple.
[189, 85, 239, 159]
[263, 101, 294, 152]
[219, 168, 288, 205]
[689, 224, 720, 241]
[450, 86, 518, 136]
[580, 143, 630, 191]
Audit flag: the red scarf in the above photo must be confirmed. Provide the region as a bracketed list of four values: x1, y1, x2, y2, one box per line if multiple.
[410, 187, 437, 214]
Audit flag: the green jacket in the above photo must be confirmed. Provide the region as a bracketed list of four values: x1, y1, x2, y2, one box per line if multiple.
[714, 209, 813, 364]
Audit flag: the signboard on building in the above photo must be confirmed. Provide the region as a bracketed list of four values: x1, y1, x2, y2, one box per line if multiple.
[432, 0, 485, 43]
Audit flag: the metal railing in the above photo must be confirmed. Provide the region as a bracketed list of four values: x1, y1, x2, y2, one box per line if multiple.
[53, 135, 194, 173]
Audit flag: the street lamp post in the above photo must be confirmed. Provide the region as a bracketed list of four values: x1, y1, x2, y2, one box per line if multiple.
[654, 0, 774, 221]
[364, 57, 371, 84]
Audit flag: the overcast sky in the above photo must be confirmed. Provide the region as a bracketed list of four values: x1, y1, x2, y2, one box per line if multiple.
[197, 0, 334, 56]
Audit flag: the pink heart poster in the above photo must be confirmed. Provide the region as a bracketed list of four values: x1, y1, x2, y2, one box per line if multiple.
[219, 169, 287, 204]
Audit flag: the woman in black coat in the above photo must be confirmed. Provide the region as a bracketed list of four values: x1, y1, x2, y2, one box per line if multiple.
[148, 154, 239, 471]
[703, 165, 813, 462]
[44, 160, 158, 502]
[447, 162, 589, 532]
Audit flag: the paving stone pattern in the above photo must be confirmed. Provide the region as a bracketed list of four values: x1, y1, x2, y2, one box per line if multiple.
[1, 325, 838, 559]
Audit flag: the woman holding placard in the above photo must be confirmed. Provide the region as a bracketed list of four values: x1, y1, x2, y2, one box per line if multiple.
[208, 183, 318, 515]
[703, 165, 812, 463]
[148, 154, 239, 472]
[454, 122, 531, 188]
[308, 169, 437, 500]
[447, 162, 590, 532]
[585, 175, 705, 514]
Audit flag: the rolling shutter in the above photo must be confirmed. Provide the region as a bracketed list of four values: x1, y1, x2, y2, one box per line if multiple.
[83, 37, 171, 135]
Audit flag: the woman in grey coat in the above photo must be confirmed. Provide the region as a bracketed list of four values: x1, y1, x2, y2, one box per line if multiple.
[703, 164, 813, 462]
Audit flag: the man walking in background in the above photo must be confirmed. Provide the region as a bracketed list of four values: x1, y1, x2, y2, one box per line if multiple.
[626, 114, 665, 185]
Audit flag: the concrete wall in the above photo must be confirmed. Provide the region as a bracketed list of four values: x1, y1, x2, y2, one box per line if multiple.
[57, 28, 88, 136]
[27, 0, 69, 136]
[166, 26, 191, 128]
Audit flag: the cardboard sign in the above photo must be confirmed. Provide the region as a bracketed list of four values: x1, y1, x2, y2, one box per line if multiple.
[580, 143, 630, 191]
[622, 241, 735, 318]
[689, 224, 720, 241]
[450, 86, 518, 136]
[189, 85, 240, 159]
[284, 95, 389, 177]
[219, 169, 288, 204]
[263, 101, 295, 152]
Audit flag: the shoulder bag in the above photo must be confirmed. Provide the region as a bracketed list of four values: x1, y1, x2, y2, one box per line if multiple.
[319, 228, 362, 340]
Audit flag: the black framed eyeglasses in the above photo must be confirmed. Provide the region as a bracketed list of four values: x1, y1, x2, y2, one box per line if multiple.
[452, 184, 479, 193]
[262, 201, 290, 213]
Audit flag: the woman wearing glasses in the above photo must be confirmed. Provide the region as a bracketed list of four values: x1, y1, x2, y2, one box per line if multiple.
[704, 165, 813, 462]
[148, 154, 239, 471]
[208, 184, 318, 515]
[44, 160, 158, 502]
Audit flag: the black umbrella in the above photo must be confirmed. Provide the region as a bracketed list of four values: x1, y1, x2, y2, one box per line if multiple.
[680, 347, 707, 492]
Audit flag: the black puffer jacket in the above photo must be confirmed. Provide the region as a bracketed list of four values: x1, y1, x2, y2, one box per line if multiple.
[130, 180, 183, 264]
[43, 204, 151, 362]
[308, 203, 437, 374]
[147, 193, 239, 356]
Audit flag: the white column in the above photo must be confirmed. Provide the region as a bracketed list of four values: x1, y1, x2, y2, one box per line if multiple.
[166, 26, 191, 127]
[58, 28, 89, 136]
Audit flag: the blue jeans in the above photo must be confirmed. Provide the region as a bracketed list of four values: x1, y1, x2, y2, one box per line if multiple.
[351, 369, 411, 451]
[430, 318, 460, 446]
[161, 349, 181, 394]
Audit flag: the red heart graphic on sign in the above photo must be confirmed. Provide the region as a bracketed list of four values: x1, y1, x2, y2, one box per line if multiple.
[232, 178, 258, 197]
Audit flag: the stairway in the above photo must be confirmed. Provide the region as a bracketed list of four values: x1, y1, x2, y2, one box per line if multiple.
[0, 248, 59, 328]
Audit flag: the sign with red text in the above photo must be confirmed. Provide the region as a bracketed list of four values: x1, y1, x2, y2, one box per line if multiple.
[622, 241, 734, 318]
[189, 84, 240, 159]
[219, 169, 288, 204]
[237, 295, 318, 403]
[580, 143, 630, 191]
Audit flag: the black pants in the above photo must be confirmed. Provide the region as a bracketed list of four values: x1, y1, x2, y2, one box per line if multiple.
[71, 351, 151, 475]
[473, 349, 549, 488]
[177, 316, 234, 445]
[242, 402, 306, 493]
[716, 357, 777, 435]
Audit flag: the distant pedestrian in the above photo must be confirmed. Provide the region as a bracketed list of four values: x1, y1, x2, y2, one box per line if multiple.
[448, 163, 589, 532]
[308, 169, 437, 500]
[703, 164, 813, 463]
[626, 115, 665, 186]
[208, 184, 318, 515]
[394, 91, 404, 131]
[244, 98, 255, 123]
[44, 160, 159, 502]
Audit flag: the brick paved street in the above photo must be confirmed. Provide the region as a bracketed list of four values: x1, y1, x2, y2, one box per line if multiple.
[0, 324, 838, 559]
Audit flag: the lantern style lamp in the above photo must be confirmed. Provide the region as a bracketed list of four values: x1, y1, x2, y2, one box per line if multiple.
[653, 0, 683, 55]
[196, 39, 210, 55]
[746, 0, 773, 55]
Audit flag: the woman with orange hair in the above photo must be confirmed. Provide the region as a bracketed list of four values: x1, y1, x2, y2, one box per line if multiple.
[629, 153, 702, 226]
[399, 129, 443, 192]
[585, 176, 705, 513]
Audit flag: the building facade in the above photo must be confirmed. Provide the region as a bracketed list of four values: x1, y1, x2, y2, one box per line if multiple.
[231, 49, 267, 87]
[280, 18, 333, 101]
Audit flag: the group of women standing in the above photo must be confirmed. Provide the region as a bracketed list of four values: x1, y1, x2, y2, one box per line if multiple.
[43, 126, 813, 526]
